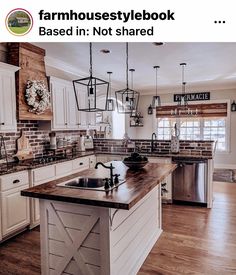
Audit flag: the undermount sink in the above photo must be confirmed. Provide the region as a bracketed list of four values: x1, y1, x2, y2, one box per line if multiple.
[57, 177, 125, 191]
[66, 177, 104, 188]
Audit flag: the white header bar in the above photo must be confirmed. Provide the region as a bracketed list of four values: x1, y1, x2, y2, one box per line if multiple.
[1, 0, 235, 42]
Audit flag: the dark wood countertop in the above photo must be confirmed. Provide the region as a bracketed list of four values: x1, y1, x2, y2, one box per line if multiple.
[21, 161, 177, 210]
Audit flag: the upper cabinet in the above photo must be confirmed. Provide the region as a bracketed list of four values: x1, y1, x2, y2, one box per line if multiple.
[50, 77, 78, 130]
[50, 76, 99, 131]
[0, 62, 19, 132]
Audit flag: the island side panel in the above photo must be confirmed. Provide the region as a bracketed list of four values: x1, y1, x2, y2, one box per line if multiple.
[109, 185, 162, 275]
[39, 185, 162, 275]
[39, 200, 102, 275]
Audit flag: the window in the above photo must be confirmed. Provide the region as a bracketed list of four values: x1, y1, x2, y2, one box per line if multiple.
[156, 116, 228, 152]
[203, 118, 226, 151]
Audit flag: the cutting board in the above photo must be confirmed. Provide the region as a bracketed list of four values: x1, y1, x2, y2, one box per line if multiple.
[14, 131, 34, 160]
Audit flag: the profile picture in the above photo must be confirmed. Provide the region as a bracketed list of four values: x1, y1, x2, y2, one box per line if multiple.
[6, 8, 33, 36]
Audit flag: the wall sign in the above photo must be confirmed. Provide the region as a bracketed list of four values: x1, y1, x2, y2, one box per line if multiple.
[174, 92, 210, 102]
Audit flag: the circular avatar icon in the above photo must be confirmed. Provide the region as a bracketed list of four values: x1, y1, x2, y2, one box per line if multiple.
[6, 8, 33, 36]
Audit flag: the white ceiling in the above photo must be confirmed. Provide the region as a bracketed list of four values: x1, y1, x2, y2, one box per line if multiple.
[34, 42, 236, 94]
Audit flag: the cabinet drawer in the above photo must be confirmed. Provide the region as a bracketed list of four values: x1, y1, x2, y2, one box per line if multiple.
[72, 157, 90, 172]
[0, 171, 29, 191]
[55, 161, 73, 178]
[32, 165, 55, 186]
[89, 155, 96, 168]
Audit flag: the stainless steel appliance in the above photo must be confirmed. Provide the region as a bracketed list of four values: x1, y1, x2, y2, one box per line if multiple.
[172, 157, 207, 205]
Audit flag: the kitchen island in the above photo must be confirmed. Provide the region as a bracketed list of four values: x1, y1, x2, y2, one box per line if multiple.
[22, 161, 176, 275]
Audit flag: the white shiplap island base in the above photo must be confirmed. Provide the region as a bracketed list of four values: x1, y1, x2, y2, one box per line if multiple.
[40, 185, 162, 275]
[22, 161, 177, 275]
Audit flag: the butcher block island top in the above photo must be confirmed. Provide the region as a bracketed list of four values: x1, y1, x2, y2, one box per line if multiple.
[21, 161, 176, 210]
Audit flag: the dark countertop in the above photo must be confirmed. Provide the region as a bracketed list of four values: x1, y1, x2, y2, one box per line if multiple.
[0, 149, 211, 176]
[21, 161, 177, 210]
[95, 151, 212, 159]
[0, 151, 95, 176]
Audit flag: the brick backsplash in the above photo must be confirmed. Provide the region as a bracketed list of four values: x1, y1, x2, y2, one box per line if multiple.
[94, 138, 214, 157]
[0, 121, 85, 160]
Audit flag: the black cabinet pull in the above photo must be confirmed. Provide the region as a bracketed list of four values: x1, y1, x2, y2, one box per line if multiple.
[13, 179, 20, 184]
[1, 122, 4, 125]
[79, 162, 83, 165]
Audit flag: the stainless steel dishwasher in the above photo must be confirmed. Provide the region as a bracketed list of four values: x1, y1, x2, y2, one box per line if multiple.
[172, 157, 207, 205]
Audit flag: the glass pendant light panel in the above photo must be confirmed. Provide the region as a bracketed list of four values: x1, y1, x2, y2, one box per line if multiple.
[116, 88, 139, 113]
[152, 95, 161, 108]
[107, 98, 115, 111]
[106, 71, 115, 111]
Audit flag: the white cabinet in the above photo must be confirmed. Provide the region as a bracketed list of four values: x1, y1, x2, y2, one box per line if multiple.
[0, 62, 19, 132]
[29, 164, 56, 229]
[51, 77, 78, 130]
[72, 157, 90, 172]
[50, 76, 100, 130]
[55, 161, 73, 177]
[0, 171, 30, 239]
[87, 112, 96, 127]
[96, 154, 126, 163]
[89, 155, 96, 168]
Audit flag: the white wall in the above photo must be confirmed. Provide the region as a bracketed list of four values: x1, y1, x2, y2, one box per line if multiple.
[126, 89, 236, 167]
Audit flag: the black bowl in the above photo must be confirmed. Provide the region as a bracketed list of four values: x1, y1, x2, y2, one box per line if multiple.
[122, 160, 149, 170]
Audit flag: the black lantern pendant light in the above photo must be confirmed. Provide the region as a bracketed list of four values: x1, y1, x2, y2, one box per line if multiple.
[73, 43, 109, 112]
[106, 71, 115, 111]
[115, 43, 139, 114]
[152, 65, 161, 108]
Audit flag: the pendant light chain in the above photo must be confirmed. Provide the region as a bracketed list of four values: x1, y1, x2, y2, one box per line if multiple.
[131, 70, 133, 89]
[126, 42, 129, 89]
[109, 73, 112, 97]
[155, 66, 158, 97]
[89, 42, 93, 77]
[180, 63, 186, 96]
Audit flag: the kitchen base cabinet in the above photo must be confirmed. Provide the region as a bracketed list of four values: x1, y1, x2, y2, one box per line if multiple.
[96, 154, 126, 163]
[1, 185, 30, 237]
[29, 164, 56, 229]
[0, 171, 30, 241]
[39, 185, 162, 275]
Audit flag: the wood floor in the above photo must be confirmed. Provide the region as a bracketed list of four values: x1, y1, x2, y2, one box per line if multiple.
[139, 181, 236, 275]
[0, 181, 236, 275]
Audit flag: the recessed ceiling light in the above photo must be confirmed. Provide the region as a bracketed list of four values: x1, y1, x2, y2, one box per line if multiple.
[152, 42, 165, 46]
[100, 49, 111, 54]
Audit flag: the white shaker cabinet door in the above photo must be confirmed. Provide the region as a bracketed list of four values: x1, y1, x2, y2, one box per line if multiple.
[66, 84, 78, 129]
[0, 63, 19, 132]
[1, 185, 30, 237]
[77, 91, 88, 129]
[51, 80, 67, 130]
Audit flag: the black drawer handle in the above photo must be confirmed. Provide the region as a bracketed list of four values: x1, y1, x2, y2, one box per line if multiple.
[13, 179, 20, 184]
[1, 122, 5, 125]
[79, 162, 83, 165]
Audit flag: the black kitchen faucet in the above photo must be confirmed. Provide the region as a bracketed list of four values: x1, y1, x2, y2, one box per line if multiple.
[95, 162, 116, 187]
